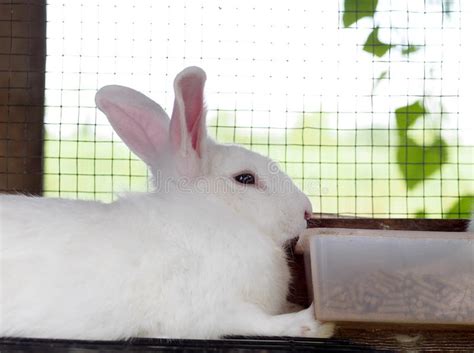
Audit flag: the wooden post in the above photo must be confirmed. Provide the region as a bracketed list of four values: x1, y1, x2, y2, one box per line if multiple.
[0, 0, 46, 195]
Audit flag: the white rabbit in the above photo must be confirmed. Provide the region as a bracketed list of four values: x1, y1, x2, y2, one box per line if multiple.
[0, 67, 334, 340]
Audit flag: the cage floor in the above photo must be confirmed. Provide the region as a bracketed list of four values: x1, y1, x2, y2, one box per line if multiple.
[0, 337, 386, 352]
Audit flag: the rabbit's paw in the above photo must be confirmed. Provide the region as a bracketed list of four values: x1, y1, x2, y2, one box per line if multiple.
[299, 321, 335, 338]
[223, 302, 334, 338]
[284, 306, 335, 338]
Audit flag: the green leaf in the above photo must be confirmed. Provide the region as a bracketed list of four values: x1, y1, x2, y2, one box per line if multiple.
[395, 101, 447, 190]
[372, 70, 388, 91]
[445, 195, 474, 219]
[395, 101, 426, 130]
[376, 70, 387, 83]
[363, 27, 393, 57]
[401, 45, 421, 55]
[415, 209, 427, 218]
[396, 136, 448, 190]
[343, 0, 378, 27]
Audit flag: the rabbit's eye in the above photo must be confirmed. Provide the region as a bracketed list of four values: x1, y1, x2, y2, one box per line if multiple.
[234, 173, 256, 185]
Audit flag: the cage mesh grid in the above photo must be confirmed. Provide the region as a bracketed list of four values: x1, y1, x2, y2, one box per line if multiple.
[41, 0, 473, 218]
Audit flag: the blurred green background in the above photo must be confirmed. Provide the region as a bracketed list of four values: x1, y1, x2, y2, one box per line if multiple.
[43, 108, 473, 218]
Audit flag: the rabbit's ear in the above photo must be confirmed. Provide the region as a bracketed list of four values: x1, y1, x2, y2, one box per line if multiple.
[95, 85, 170, 166]
[169, 67, 207, 169]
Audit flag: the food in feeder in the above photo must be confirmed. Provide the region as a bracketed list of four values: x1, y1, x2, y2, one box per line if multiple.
[323, 271, 474, 323]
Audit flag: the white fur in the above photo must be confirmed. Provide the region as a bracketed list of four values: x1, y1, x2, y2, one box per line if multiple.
[0, 67, 333, 340]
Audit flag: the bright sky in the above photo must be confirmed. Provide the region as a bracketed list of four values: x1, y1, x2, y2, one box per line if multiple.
[44, 0, 474, 143]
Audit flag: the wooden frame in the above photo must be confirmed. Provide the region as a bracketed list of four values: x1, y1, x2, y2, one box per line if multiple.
[0, 0, 46, 195]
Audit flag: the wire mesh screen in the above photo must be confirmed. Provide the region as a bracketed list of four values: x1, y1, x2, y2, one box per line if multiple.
[43, 0, 473, 218]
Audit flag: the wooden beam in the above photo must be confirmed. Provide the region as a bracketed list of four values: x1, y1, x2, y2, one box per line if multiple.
[0, 0, 46, 195]
[307, 217, 470, 232]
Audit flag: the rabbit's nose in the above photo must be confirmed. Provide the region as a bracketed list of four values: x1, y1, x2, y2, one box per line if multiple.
[304, 210, 312, 220]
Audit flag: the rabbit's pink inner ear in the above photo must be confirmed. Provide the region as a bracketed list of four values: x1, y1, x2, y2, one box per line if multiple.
[181, 78, 206, 152]
[104, 104, 168, 164]
[95, 86, 170, 166]
[170, 67, 207, 158]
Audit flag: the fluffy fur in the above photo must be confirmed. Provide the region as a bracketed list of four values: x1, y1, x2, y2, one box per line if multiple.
[0, 67, 334, 340]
